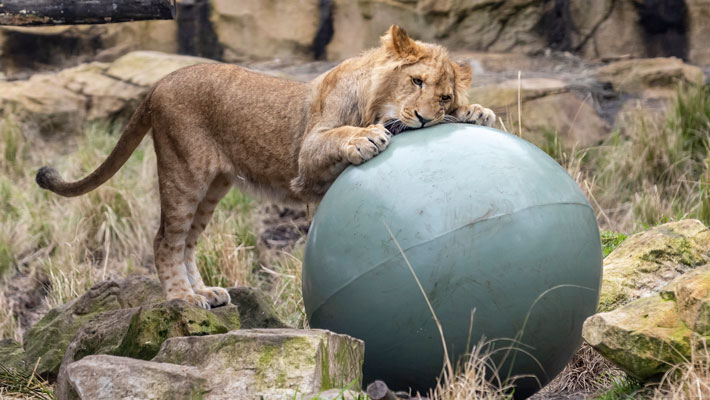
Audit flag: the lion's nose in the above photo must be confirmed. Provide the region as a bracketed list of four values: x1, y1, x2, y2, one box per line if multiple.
[414, 111, 431, 127]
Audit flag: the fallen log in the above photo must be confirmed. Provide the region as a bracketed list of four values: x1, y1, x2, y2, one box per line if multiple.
[0, 0, 175, 26]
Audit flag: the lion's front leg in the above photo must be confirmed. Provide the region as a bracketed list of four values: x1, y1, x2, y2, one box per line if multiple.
[291, 124, 391, 200]
[451, 104, 496, 127]
[340, 124, 391, 165]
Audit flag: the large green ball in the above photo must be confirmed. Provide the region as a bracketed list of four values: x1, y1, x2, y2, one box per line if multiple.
[302, 124, 602, 398]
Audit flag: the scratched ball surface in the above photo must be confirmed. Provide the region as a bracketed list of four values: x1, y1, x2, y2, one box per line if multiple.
[302, 124, 602, 398]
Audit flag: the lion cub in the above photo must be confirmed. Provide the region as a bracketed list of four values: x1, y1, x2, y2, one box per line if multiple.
[37, 25, 495, 308]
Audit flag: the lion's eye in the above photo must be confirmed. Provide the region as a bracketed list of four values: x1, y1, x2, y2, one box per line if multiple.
[412, 77, 423, 87]
[441, 94, 452, 102]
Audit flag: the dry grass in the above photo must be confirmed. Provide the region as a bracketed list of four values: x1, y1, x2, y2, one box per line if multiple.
[430, 339, 515, 400]
[538, 343, 625, 396]
[563, 84, 710, 232]
[0, 363, 54, 400]
[653, 339, 710, 399]
[0, 117, 305, 344]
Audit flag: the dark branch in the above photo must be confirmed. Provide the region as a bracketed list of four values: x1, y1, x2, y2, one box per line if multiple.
[0, 0, 176, 26]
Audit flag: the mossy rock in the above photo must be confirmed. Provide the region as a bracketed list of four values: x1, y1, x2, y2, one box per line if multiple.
[599, 219, 710, 312]
[152, 329, 365, 398]
[0, 339, 26, 371]
[55, 300, 240, 399]
[584, 295, 692, 380]
[228, 286, 288, 329]
[23, 276, 164, 379]
[116, 300, 240, 359]
[584, 263, 710, 380]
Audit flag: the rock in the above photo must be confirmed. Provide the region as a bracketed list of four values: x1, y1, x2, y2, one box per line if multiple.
[63, 329, 364, 400]
[663, 265, 710, 335]
[598, 219, 710, 312]
[210, 0, 321, 62]
[573, 0, 646, 61]
[152, 329, 365, 399]
[0, 22, 177, 78]
[325, 0, 551, 61]
[583, 265, 710, 380]
[0, 51, 214, 136]
[64, 354, 207, 400]
[0, 339, 25, 371]
[687, 0, 710, 65]
[583, 294, 692, 380]
[596, 58, 706, 99]
[468, 78, 608, 149]
[0, 75, 88, 138]
[55, 300, 240, 398]
[116, 301, 240, 360]
[23, 276, 164, 379]
[228, 286, 289, 329]
[104, 51, 217, 87]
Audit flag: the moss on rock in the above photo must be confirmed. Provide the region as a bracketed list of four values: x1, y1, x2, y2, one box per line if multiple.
[23, 276, 164, 379]
[55, 300, 240, 399]
[584, 262, 710, 380]
[115, 300, 240, 360]
[599, 219, 710, 312]
[227, 286, 288, 329]
[584, 295, 692, 380]
[0, 339, 25, 371]
[152, 328, 364, 398]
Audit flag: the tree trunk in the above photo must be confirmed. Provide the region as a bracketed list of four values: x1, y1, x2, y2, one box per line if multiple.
[0, 0, 175, 26]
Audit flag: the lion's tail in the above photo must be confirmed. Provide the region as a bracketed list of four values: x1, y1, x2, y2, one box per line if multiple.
[36, 90, 153, 197]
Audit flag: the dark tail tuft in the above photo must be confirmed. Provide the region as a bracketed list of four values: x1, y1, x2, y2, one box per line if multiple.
[36, 166, 60, 191]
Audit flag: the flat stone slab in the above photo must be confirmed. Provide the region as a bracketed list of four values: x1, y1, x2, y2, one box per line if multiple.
[153, 329, 365, 399]
[64, 354, 207, 400]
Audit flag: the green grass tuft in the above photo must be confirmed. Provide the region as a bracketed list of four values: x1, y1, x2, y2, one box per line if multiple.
[600, 231, 628, 258]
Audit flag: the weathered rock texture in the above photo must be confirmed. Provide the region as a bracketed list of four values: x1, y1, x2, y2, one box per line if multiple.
[325, 0, 710, 65]
[209, 0, 321, 62]
[63, 329, 365, 400]
[54, 300, 241, 398]
[227, 286, 289, 329]
[597, 219, 710, 312]
[0, 22, 178, 77]
[583, 264, 710, 380]
[23, 275, 288, 383]
[597, 57, 706, 98]
[468, 77, 608, 149]
[0, 51, 214, 137]
[23, 276, 164, 379]
[0, 339, 25, 371]
[64, 355, 207, 400]
[3, 0, 710, 76]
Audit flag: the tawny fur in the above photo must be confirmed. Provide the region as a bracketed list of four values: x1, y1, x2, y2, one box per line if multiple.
[36, 25, 496, 309]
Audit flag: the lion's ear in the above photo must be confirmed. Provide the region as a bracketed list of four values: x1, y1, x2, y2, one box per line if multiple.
[381, 25, 420, 59]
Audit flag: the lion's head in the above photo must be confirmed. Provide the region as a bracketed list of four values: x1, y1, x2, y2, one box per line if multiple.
[367, 25, 473, 134]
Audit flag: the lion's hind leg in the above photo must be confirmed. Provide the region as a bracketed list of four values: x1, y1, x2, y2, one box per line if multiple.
[183, 174, 232, 308]
[154, 195, 210, 309]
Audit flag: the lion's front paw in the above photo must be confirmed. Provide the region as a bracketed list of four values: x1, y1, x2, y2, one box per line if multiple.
[342, 124, 392, 165]
[455, 104, 496, 127]
[195, 287, 231, 308]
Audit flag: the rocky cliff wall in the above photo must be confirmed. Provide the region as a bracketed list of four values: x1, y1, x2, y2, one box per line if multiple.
[2, 0, 709, 79]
